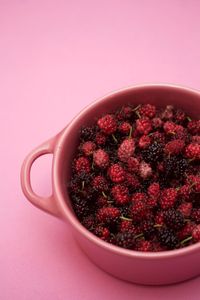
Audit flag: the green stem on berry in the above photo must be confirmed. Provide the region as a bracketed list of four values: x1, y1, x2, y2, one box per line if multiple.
[112, 134, 118, 143]
[128, 126, 133, 139]
[169, 131, 176, 135]
[120, 216, 132, 221]
[187, 116, 192, 122]
[107, 201, 114, 204]
[91, 161, 94, 170]
[154, 224, 162, 228]
[188, 158, 195, 163]
[134, 233, 143, 239]
[132, 104, 141, 112]
[135, 110, 141, 119]
[102, 191, 107, 198]
[181, 236, 193, 245]
[81, 181, 85, 190]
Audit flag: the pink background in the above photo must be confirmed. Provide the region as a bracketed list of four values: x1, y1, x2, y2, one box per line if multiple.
[1, 0, 200, 299]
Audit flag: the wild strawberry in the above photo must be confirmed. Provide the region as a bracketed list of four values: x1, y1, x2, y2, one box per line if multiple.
[192, 225, 200, 241]
[136, 118, 152, 135]
[187, 120, 200, 135]
[93, 149, 109, 168]
[178, 202, 192, 217]
[139, 161, 152, 179]
[185, 143, 200, 160]
[92, 175, 108, 191]
[127, 157, 140, 172]
[160, 188, 177, 209]
[81, 141, 96, 156]
[138, 135, 151, 149]
[75, 157, 90, 173]
[111, 185, 130, 205]
[95, 132, 106, 145]
[108, 164, 126, 183]
[118, 122, 132, 134]
[97, 114, 117, 134]
[138, 104, 156, 118]
[97, 207, 120, 223]
[118, 138, 135, 162]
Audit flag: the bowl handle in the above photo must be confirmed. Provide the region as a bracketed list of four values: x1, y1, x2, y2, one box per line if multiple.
[20, 134, 62, 218]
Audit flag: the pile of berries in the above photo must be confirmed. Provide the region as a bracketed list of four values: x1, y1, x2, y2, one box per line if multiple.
[68, 104, 200, 252]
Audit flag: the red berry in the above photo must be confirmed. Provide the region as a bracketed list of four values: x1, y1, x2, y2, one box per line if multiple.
[111, 185, 130, 205]
[126, 173, 140, 188]
[155, 211, 164, 225]
[160, 188, 177, 209]
[93, 149, 109, 168]
[163, 121, 176, 134]
[92, 175, 108, 191]
[164, 139, 185, 155]
[136, 118, 152, 135]
[97, 114, 117, 135]
[187, 120, 200, 135]
[137, 240, 153, 252]
[178, 202, 192, 217]
[108, 164, 126, 183]
[131, 192, 147, 203]
[192, 135, 200, 144]
[178, 184, 191, 201]
[185, 143, 200, 160]
[138, 135, 151, 149]
[139, 104, 156, 118]
[178, 223, 195, 240]
[94, 226, 110, 240]
[81, 141, 96, 156]
[191, 209, 200, 223]
[96, 195, 108, 207]
[118, 138, 135, 162]
[192, 225, 200, 241]
[186, 175, 200, 192]
[131, 200, 149, 221]
[95, 132, 106, 145]
[152, 117, 163, 129]
[160, 105, 174, 120]
[117, 106, 133, 120]
[148, 183, 160, 199]
[75, 157, 90, 173]
[97, 207, 120, 223]
[139, 161, 152, 179]
[127, 157, 140, 172]
[118, 122, 132, 134]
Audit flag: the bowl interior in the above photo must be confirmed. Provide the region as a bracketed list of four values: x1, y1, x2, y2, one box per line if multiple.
[56, 84, 200, 219]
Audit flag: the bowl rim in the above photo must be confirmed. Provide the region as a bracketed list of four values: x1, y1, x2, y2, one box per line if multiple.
[54, 83, 200, 259]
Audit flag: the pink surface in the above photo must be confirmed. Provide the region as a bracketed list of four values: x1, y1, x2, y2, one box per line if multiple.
[1, 0, 200, 299]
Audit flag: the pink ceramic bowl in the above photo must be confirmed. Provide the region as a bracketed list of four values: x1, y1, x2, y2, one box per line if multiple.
[21, 84, 200, 285]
